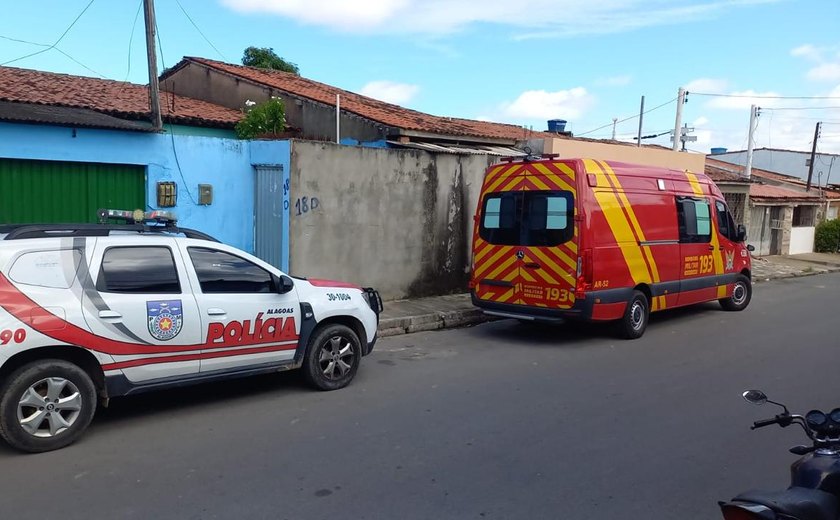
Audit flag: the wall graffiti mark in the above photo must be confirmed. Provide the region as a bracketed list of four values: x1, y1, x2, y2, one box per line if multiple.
[295, 196, 320, 216]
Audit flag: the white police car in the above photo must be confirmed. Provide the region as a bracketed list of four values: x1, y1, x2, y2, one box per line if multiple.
[0, 210, 382, 452]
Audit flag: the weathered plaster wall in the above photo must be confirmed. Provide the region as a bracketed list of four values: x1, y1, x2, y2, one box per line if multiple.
[288, 141, 495, 299]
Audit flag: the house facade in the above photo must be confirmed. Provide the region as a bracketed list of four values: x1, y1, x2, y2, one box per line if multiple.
[711, 147, 840, 185]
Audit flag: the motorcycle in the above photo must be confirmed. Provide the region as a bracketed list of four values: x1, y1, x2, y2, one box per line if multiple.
[720, 390, 840, 520]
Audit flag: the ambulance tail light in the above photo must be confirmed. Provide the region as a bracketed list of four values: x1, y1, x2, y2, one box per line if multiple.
[575, 249, 593, 299]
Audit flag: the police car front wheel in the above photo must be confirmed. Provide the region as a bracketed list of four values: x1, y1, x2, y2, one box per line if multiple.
[0, 360, 97, 453]
[303, 324, 361, 391]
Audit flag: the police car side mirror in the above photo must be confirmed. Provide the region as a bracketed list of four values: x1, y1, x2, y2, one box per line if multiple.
[735, 224, 747, 242]
[276, 275, 294, 294]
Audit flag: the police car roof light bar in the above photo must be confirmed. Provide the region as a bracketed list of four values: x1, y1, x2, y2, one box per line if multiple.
[1, 223, 219, 242]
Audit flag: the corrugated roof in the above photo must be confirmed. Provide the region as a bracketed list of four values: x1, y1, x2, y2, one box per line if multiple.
[0, 101, 153, 131]
[750, 183, 821, 202]
[386, 140, 527, 156]
[0, 65, 242, 128]
[170, 57, 553, 141]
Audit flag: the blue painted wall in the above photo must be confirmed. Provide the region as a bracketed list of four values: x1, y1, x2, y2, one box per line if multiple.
[0, 122, 290, 269]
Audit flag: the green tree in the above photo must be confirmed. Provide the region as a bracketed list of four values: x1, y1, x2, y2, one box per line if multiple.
[235, 97, 286, 139]
[242, 47, 299, 75]
[815, 218, 840, 252]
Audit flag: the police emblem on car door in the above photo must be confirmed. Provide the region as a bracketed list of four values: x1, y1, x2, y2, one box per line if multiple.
[147, 300, 183, 341]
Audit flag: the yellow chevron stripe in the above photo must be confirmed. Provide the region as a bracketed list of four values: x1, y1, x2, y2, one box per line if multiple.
[486, 255, 518, 281]
[473, 242, 496, 264]
[474, 247, 509, 278]
[598, 161, 668, 309]
[520, 269, 537, 283]
[586, 160, 651, 285]
[526, 174, 551, 191]
[530, 248, 576, 286]
[484, 165, 505, 183]
[497, 287, 516, 303]
[485, 164, 523, 193]
[532, 163, 576, 194]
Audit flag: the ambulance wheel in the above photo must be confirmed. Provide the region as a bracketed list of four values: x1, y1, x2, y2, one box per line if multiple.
[720, 275, 752, 311]
[302, 324, 361, 391]
[0, 360, 97, 453]
[618, 291, 649, 340]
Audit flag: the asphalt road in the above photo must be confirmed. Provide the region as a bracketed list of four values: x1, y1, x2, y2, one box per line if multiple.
[1, 274, 839, 520]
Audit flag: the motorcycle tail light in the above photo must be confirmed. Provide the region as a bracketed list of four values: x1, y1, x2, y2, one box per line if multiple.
[720, 504, 775, 520]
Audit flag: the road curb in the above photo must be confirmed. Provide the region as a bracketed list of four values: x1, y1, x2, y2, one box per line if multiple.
[753, 266, 840, 283]
[378, 308, 494, 338]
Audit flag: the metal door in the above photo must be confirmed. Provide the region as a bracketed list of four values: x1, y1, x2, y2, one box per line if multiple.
[253, 165, 286, 269]
[0, 158, 145, 224]
[748, 206, 772, 256]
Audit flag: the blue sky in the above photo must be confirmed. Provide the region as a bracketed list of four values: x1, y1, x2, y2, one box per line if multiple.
[1, 0, 839, 153]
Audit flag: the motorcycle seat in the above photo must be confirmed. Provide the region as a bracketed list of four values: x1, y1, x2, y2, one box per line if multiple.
[731, 486, 839, 520]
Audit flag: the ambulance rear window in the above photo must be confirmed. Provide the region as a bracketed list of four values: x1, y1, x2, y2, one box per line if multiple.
[480, 191, 573, 246]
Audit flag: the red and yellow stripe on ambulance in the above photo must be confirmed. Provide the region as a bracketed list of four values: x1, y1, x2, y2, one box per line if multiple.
[471, 163, 524, 304]
[518, 161, 578, 309]
[585, 160, 667, 311]
[684, 170, 728, 298]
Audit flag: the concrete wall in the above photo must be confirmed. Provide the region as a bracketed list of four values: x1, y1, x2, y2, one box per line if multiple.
[0, 122, 290, 258]
[288, 141, 495, 299]
[534, 137, 706, 173]
[790, 226, 816, 255]
[712, 150, 839, 183]
[162, 63, 386, 143]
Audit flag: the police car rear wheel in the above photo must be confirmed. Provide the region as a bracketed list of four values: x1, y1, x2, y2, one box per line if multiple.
[720, 275, 752, 311]
[303, 324, 361, 391]
[618, 291, 649, 340]
[0, 360, 97, 453]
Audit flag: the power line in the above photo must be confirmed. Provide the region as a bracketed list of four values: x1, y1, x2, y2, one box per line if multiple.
[124, 0, 144, 82]
[0, 32, 106, 77]
[763, 106, 840, 111]
[174, 0, 227, 61]
[577, 97, 678, 137]
[1, 0, 97, 66]
[692, 92, 840, 100]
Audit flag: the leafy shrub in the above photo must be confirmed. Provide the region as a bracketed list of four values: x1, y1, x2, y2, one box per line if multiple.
[235, 97, 286, 139]
[814, 218, 840, 253]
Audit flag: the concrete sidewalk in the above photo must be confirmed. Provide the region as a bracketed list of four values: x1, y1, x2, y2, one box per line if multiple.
[378, 253, 840, 338]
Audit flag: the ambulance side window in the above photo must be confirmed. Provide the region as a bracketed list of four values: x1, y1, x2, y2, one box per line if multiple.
[97, 246, 181, 294]
[188, 247, 277, 293]
[676, 197, 712, 243]
[715, 200, 737, 241]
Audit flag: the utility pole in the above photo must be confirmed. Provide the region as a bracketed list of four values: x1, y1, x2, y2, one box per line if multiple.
[636, 96, 645, 147]
[672, 87, 686, 151]
[143, 0, 163, 131]
[806, 122, 822, 191]
[611, 118, 618, 140]
[744, 105, 760, 181]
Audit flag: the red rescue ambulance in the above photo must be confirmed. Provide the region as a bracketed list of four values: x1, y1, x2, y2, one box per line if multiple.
[470, 157, 752, 339]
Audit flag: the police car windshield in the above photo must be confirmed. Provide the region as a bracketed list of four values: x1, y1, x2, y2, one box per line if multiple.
[479, 191, 574, 246]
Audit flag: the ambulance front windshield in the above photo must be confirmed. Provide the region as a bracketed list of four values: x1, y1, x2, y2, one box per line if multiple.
[479, 191, 574, 246]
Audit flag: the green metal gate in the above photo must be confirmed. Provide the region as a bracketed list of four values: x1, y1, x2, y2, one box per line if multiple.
[0, 159, 145, 224]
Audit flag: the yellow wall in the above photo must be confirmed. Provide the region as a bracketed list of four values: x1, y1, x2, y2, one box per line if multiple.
[538, 137, 706, 173]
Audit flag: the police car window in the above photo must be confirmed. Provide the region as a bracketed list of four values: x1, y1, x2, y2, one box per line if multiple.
[188, 248, 276, 294]
[97, 247, 181, 294]
[676, 197, 712, 243]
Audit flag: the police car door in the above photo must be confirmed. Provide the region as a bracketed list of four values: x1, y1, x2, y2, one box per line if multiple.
[82, 237, 203, 382]
[179, 243, 301, 373]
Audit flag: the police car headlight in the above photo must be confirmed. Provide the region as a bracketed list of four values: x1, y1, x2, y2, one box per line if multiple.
[361, 288, 383, 314]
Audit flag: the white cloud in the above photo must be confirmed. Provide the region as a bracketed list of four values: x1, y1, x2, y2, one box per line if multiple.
[501, 87, 595, 120]
[359, 81, 420, 105]
[693, 116, 709, 126]
[221, 0, 778, 36]
[596, 75, 632, 87]
[791, 44, 823, 62]
[807, 63, 840, 82]
[685, 78, 729, 94]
